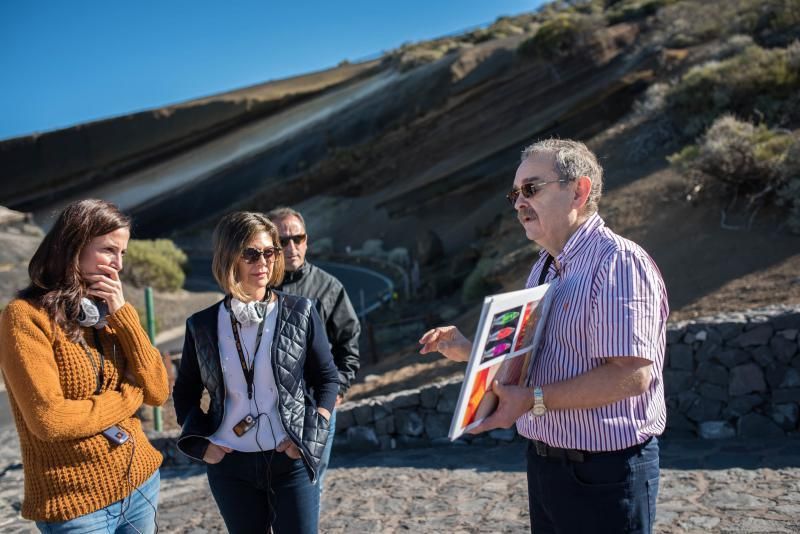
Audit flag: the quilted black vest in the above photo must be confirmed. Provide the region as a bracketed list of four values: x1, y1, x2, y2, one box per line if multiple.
[175, 292, 332, 482]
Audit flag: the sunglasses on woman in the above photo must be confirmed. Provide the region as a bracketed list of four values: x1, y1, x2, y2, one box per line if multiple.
[241, 246, 282, 264]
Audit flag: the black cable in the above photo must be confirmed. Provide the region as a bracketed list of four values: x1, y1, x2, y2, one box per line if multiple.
[112, 336, 159, 534]
[242, 318, 281, 530]
[116, 423, 159, 534]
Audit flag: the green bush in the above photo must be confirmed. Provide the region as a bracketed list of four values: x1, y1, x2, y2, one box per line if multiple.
[123, 239, 187, 292]
[665, 42, 800, 138]
[669, 115, 800, 231]
[517, 11, 606, 59]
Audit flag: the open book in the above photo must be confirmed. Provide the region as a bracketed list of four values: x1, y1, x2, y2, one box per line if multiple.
[448, 283, 556, 440]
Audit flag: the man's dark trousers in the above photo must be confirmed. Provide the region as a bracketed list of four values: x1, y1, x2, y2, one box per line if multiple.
[526, 437, 659, 533]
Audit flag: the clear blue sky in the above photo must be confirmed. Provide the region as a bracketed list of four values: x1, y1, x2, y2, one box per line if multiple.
[0, 0, 542, 141]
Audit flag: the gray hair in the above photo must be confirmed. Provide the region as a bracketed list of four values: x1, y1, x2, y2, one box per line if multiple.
[265, 206, 306, 230]
[521, 139, 603, 215]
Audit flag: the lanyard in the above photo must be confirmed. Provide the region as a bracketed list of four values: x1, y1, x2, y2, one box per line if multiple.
[79, 329, 106, 394]
[537, 254, 555, 286]
[225, 296, 269, 400]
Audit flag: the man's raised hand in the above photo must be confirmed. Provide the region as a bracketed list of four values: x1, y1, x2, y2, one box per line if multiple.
[418, 326, 472, 362]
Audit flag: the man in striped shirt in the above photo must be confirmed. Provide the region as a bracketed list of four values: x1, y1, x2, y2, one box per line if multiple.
[420, 139, 668, 533]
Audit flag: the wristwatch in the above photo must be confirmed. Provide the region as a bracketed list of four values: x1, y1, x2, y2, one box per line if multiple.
[531, 386, 546, 416]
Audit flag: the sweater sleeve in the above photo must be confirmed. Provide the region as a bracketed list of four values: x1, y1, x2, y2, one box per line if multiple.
[106, 303, 169, 406]
[0, 300, 145, 441]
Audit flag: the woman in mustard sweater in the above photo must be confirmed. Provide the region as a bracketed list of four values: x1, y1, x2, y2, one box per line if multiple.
[0, 199, 169, 533]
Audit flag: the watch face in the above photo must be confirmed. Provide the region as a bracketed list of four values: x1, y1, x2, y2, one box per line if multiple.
[533, 404, 546, 416]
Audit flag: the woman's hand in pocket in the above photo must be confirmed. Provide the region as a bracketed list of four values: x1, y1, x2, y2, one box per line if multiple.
[276, 438, 302, 459]
[318, 407, 331, 423]
[203, 443, 232, 464]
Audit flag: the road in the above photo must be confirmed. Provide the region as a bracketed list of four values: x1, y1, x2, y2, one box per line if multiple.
[316, 260, 393, 317]
[1, 434, 798, 533]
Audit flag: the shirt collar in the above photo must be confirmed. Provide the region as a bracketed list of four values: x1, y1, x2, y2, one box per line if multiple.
[556, 212, 605, 267]
[282, 261, 311, 284]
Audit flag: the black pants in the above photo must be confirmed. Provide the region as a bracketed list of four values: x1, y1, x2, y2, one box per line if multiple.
[206, 450, 318, 534]
[526, 437, 659, 533]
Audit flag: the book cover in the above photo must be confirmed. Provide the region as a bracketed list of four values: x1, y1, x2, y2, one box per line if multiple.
[448, 283, 556, 440]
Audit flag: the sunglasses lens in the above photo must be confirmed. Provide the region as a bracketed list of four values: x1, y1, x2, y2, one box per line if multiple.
[520, 184, 536, 198]
[279, 234, 306, 247]
[242, 248, 262, 263]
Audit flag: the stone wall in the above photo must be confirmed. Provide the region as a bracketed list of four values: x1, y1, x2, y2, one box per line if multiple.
[148, 306, 800, 465]
[333, 306, 800, 451]
[664, 306, 799, 439]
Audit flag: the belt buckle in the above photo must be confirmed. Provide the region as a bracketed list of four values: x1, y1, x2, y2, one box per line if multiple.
[534, 440, 548, 457]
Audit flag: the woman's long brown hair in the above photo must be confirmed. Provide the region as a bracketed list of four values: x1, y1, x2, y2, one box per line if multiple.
[19, 199, 131, 342]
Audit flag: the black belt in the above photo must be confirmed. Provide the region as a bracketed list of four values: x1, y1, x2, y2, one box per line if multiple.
[531, 437, 653, 463]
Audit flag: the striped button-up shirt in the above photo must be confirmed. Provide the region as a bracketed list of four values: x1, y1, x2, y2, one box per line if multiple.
[516, 213, 668, 451]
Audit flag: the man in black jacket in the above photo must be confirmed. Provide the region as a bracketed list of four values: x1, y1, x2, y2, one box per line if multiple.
[267, 206, 361, 490]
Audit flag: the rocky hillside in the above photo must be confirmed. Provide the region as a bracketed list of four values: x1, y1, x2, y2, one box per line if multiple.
[1, 0, 798, 328]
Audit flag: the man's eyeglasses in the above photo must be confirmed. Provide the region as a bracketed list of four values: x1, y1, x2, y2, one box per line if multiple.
[241, 246, 282, 264]
[506, 179, 570, 206]
[279, 234, 307, 247]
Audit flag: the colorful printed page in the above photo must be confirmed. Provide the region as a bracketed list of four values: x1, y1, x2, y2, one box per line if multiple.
[448, 282, 556, 440]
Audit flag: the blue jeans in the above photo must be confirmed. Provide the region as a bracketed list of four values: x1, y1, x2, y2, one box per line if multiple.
[36, 470, 160, 534]
[207, 450, 318, 534]
[526, 437, 659, 533]
[317, 408, 337, 492]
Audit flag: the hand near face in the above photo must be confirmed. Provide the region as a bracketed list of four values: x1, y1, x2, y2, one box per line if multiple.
[419, 326, 472, 362]
[85, 264, 126, 314]
[78, 227, 129, 314]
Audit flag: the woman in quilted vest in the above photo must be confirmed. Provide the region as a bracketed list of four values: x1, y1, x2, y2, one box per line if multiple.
[0, 199, 169, 533]
[173, 211, 338, 534]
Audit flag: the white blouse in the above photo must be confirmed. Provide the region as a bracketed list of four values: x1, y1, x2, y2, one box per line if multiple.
[208, 300, 289, 451]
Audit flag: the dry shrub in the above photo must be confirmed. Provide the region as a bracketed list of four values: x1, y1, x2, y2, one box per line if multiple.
[665, 42, 800, 138]
[517, 10, 607, 59]
[670, 115, 800, 231]
[654, 0, 800, 49]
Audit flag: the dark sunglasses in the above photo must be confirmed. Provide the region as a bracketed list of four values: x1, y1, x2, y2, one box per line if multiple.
[279, 234, 307, 247]
[241, 246, 282, 264]
[506, 179, 570, 206]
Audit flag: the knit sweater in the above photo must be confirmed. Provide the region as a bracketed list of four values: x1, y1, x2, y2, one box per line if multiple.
[0, 299, 169, 522]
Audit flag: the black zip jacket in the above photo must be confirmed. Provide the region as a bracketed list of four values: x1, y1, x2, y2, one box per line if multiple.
[172, 291, 338, 482]
[278, 262, 360, 396]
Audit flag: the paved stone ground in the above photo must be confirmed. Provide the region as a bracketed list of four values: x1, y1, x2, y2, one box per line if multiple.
[0, 430, 798, 533]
